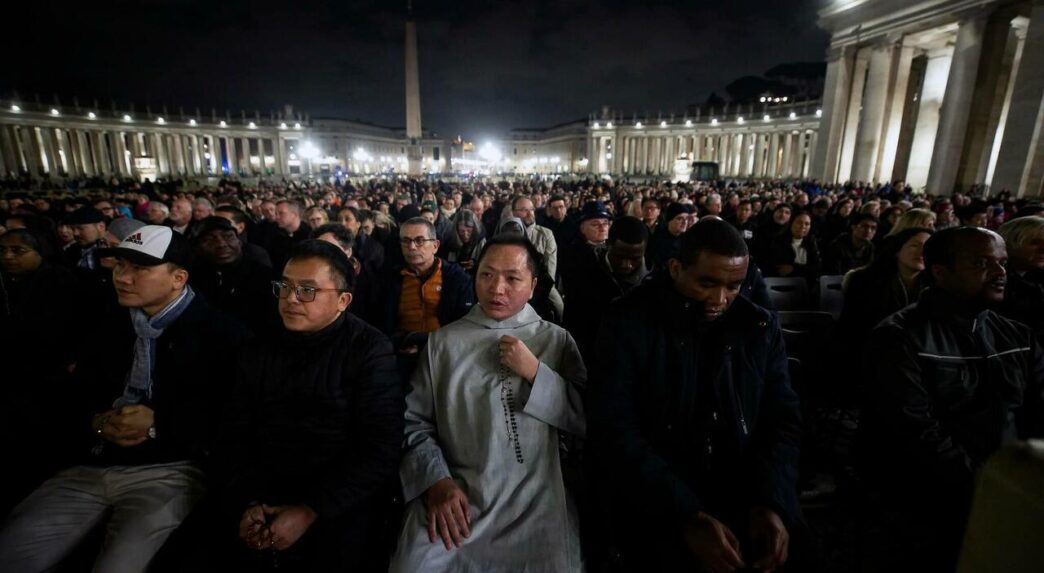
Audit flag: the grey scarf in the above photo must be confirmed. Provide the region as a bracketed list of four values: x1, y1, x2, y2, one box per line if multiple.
[115, 285, 196, 408]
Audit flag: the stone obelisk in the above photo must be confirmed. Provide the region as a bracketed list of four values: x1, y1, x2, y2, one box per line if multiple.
[405, 1, 423, 175]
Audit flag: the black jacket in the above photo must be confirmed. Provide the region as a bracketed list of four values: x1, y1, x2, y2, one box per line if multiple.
[999, 268, 1044, 339]
[74, 295, 249, 468]
[822, 233, 874, 275]
[215, 312, 403, 520]
[765, 233, 821, 282]
[859, 288, 1044, 505]
[588, 275, 802, 560]
[189, 255, 280, 336]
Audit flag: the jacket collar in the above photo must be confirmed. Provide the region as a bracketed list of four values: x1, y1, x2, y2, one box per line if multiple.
[918, 287, 990, 332]
[462, 303, 542, 330]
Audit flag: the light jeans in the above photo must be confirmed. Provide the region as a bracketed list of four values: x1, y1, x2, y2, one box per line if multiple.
[0, 461, 205, 573]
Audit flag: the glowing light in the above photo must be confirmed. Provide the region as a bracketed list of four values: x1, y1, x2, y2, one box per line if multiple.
[782, 97, 788, 102]
[478, 142, 502, 162]
[593, 122, 600, 128]
[189, 119, 197, 126]
[157, 117, 165, 124]
[50, 108, 60, 116]
[763, 115, 771, 122]
[660, 120, 667, 127]
[685, 119, 692, 127]
[248, 122, 256, 129]
[10, 105, 21, 112]
[122, 114, 132, 122]
[87, 112, 97, 119]
[606, 152, 612, 159]
[635, 121, 643, 128]
[293, 122, 301, 129]
[219, 121, 227, 127]
[711, 118, 718, 126]
[737, 117, 745, 124]
[300, 141, 321, 160]
[760, 97, 766, 103]
[606, 121, 613, 128]
[815, 109, 822, 118]
[351, 147, 371, 162]
[279, 122, 287, 129]
[789, 112, 797, 119]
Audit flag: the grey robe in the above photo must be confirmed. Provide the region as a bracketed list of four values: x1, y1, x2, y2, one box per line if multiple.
[391, 304, 586, 572]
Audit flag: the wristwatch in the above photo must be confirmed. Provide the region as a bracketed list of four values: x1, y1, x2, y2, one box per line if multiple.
[147, 425, 157, 439]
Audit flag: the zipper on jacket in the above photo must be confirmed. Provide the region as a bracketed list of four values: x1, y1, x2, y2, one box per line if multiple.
[724, 345, 749, 436]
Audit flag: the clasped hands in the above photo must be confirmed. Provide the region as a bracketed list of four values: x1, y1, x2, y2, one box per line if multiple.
[684, 507, 789, 573]
[92, 405, 154, 447]
[238, 503, 317, 552]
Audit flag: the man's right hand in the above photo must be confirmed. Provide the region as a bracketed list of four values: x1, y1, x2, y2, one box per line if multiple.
[238, 504, 270, 550]
[424, 477, 471, 550]
[683, 512, 746, 573]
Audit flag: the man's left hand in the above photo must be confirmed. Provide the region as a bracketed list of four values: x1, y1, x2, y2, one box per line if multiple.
[106, 405, 155, 447]
[262, 504, 317, 551]
[499, 336, 539, 382]
[749, 507, 789, 572]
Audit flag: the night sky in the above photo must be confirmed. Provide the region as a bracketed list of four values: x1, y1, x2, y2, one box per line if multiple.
[3, 0, 830, 140]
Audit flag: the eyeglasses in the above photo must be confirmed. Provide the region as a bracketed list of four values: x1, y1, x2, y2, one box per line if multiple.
[271, 280, 345, 303]
[400, 237, 436, 248]
[0, 246, 34, 256]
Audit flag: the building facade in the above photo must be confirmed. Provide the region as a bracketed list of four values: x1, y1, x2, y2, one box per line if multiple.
[812, 0, 1044, 197]
[2, 0, 1039, 196]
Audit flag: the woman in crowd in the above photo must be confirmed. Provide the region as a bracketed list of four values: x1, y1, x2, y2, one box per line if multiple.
[0, 228, 88, 514]
[998, 215, 1044, 338]
[305, 206, 329, 229]
[820, 197, 854, 245]
[766, 210, 821, 284]
[887, 207, 936, 236]
[839, 227, 933, 352]
[437, 208, 486, 273]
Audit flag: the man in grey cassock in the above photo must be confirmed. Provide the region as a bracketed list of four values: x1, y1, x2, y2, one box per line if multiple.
[390, 235, 586, 572]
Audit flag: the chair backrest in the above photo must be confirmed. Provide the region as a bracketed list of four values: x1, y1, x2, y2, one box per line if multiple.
[764, 277, 809, 311]
[819, 274, 845, 320]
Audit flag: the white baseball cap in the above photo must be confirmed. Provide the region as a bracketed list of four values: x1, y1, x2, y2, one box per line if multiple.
[97, 225, 194, 268]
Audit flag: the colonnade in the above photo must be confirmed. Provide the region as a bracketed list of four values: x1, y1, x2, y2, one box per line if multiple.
[813, 0, 1044, 197]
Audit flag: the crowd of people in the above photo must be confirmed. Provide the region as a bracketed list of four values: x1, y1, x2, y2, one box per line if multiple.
[0, 173, 1042, 572]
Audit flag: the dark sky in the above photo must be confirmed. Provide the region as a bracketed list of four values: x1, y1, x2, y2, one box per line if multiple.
[3, 0, 830, 140]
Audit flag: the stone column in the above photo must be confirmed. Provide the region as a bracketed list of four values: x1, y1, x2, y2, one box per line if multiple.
[40, 128, 60, 177]
[926, 13, 989, 195]
[812, 46, 856, 182]
[837, 48, 871, 182]
[767, 134, 780, 178]
[752, 133, 765, 177]
[878, 43, 915, 182]
[225, 136, 237, 175]
[854, 44, 901, 183]
[806, 131, 818, 177]
[739, 133, 751, 177]
[993, 0, 1044, 197]
[781, 133, 793, 178]
[982, 18, 1028, 187]
[906, 47, 954, 192]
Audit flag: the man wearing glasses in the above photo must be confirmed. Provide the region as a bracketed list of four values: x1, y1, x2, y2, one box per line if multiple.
[379, 217, 475, 382]
[168, 240, 403, 571]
